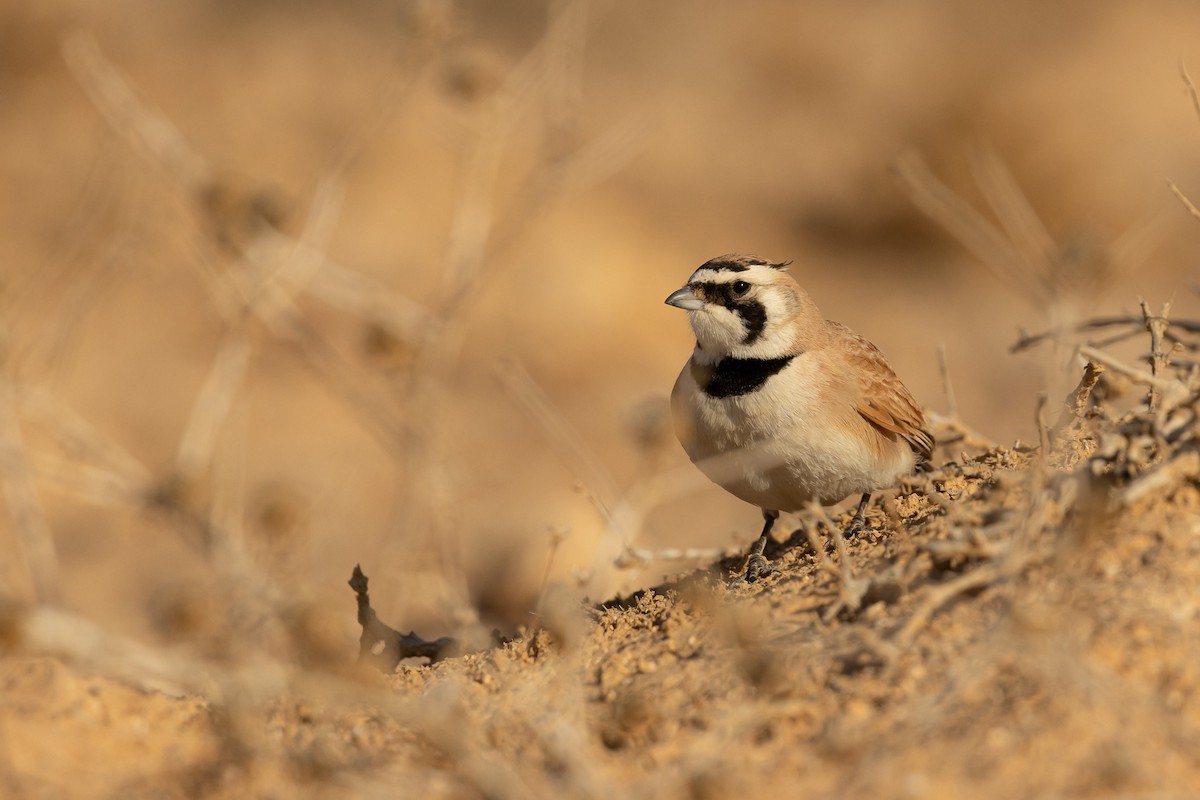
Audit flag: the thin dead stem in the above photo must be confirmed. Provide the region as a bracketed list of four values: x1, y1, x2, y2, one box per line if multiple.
[63, 33, 427, 461]
[1011, 314, 1200, 354]
[614, 543, 742, 569]
[925, 411, 997, 451]
[892, 562, 1008, 650]
[61, 31, 212, 191]
[970, 148, 1056, 293]
[1140, 298, 1173, 411]
[0, 370, 61, 605]
[896, 151, 1034, 300]
[1167, 63, 1200, 222]
[1079, 345, 1189, 410]
[1181, 59, 1200, 127]
[175, 331, 252, 484]
[495, 359, 622, 531]
[929, 347, 998, 451]
[533, 527, 569, 618]
[937, 345, 959, 419]
[1167, 179, 1200, 223]
[804, 502, 869, 621]
[1035, 393, 1051, 456]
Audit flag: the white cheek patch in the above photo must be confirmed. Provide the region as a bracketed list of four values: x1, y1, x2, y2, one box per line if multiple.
[689, 306, 746, 354]
[683, 262, 801, 359]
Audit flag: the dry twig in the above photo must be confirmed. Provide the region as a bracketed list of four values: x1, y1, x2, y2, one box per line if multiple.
[349, 565, 457, 672]
[0, 371, 61, 605]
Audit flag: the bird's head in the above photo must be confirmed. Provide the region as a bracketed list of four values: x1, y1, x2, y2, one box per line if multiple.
[665, 254, 823, 360]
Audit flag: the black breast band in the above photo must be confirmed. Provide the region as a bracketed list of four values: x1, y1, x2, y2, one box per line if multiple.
[697, 355, 796, 398]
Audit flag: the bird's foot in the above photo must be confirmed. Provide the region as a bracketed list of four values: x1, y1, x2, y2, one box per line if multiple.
[731, 553, 777, 586]
[746, 553, 776, 582]
[843, 516, 865, 539]
[843, 493, 872, 540]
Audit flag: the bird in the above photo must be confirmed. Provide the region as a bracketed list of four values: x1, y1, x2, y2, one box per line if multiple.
[665, 254, 933, 585]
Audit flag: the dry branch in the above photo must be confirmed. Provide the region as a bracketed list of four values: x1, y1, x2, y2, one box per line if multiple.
[1079, 345, 1190, 410]
[891, 561, 1010, 650]
[61, 31, 211, 191]
[1167, 179, 1200, 223]
[16, 386, 152, 494]
[896, 152, 1036, 300]
[349, 565, 457, 672]
[0, 372, 61, 605]
[614, 544, 743, 569]
[62, 31, 427, 460]
[1011, 315, 1200, 353]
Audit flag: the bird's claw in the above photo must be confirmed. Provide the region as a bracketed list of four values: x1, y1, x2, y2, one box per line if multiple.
[736, 553, 777, 584]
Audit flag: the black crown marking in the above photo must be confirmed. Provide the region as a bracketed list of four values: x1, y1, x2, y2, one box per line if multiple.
[698, 255, 790, 273]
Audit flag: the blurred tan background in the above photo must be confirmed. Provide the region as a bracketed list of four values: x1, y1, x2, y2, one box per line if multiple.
[3, 0, 1200, 644]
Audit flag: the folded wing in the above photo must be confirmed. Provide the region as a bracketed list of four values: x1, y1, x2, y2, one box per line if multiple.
[831, 323, 935, 461]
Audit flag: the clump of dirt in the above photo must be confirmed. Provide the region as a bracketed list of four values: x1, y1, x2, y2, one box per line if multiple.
[6, 317, 1200, 799]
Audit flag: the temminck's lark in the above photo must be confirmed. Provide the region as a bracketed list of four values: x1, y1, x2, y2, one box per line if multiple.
[666, 254, 933, 584]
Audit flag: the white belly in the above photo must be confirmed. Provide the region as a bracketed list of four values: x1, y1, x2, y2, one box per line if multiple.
[671, 354, 913, 512]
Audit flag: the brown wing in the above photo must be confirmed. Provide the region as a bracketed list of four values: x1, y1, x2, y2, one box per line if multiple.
[828, 322, 935, 461]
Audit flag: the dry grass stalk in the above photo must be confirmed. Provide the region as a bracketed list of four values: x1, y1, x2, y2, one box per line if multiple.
[896, 152, 1036, 301]
[1140, 298, 1173, 410]
[496, 360, 623, 531]
[61, 31, 212, 192]
[930, 346, 998, 451]
[613, 543, 743, 569]
[1167, 63, 1200, 221]
[175, 331, 252, 485]
[42, 2, 634, 639]
[62, 32, 427, 459]
[1079, 345, 1190, 410]
[0, 372, 61, 605]
[15, 385, 153, 503]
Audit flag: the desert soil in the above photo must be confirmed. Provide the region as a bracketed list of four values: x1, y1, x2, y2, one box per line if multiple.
[7, 397, 1200, 798]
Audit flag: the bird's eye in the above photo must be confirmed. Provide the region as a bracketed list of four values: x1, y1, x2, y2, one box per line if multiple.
[731, 280, 751, 296]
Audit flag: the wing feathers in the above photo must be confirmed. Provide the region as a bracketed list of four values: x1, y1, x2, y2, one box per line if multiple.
[826, 322, 935, 461]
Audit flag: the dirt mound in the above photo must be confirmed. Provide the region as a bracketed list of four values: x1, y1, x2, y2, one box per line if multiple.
[7, 328, 1200, 798]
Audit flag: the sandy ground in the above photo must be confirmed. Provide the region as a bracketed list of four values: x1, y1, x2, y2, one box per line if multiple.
[3, 1, 1200, 797]
[7, 393, 1200, 798]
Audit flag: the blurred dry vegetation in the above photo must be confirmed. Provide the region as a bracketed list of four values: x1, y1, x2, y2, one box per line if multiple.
[4, 0, 1200, 797]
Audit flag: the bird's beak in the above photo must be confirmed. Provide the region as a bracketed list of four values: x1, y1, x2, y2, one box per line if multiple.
[664, 285, 704, 311]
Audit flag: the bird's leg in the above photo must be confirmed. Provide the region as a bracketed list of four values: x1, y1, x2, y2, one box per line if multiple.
[845, 492, 872, 538]
[741, 509, 779, 583]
